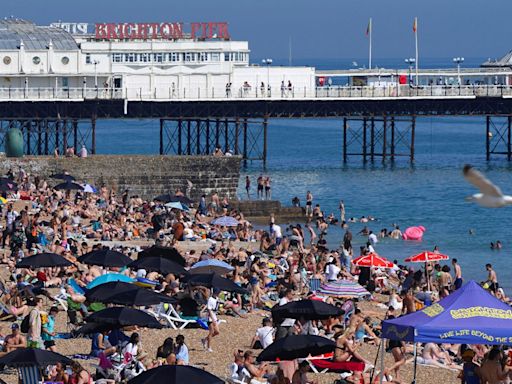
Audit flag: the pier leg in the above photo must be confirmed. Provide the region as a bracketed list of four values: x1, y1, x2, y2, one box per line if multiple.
[25, 120, 31, 155]
[73, 119, 78, 153]
[159, 119, 164, 155]
[508, 116, 511, 161]
[205, 119, 210, 154]
[178, 120, 183, 155]
[411, 115, 416, 162]
[91, 117, 96, 155]
[370, 117, 375, 162]
[382, 116, 387, 163]
[263, 117, 268, 166]
[215, 119, 220, 148]
[390, 116, 395, 161]
[363, 118, 367, 162]
[55, 121, 60, 156]
[44, 120, 49, 155]
[196, 119, 201, 155]
[486, 116, 490, 161]
[186, 120, 191, 155]
[243, 119, 248, 164]
[37, 120, 43, 155]
[62, 120, 68, 155]
[224, 118, 229, 153]
[235, 118, 240, 155]
[343, 117, 347, 163]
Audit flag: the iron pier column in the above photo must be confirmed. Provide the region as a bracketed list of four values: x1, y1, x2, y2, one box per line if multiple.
[215, 119, 220, 148]
[25, 120, 31, 155]
[73, 119, 78, 153]
[486, 116, 490, 161]
[243, 119, 248, 163]
[37, 120, 43, 155]
[205, 119, 210, 155]
[343, 117, 347, 162]
[62, 120, 68, 155]
[411, 115, 416, 162]
[55, 121, 60, 156]
[390, 116, 395, 161]
[370, 117, 375, 162]
[186, 120, 191, 155]
[159, 119, 164, 155]
[508, 116, 511, 161]
[196, 119, 201, 155]
[224, 118, 229, 153]
[263, 116, 268, 166]
[177, 120, 183, 155]
[382, 116, 387, 162]
[235, 118, 240, 155]
[363, 118, 367, 162]
[44, 120, 49, 155]
[91, 117, 96, 155]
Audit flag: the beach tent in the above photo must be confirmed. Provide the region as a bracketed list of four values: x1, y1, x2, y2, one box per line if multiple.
[377, 281, 512, 383]
[382, 280, 512, 345]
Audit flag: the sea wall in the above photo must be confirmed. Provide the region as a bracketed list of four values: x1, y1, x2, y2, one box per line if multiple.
[0, 155, 241, 200]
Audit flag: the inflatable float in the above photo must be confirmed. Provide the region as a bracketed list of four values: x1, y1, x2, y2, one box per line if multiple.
[402, 226, 425, 241]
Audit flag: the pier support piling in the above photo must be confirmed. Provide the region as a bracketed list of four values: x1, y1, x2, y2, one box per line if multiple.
[485, 115, 512, 161]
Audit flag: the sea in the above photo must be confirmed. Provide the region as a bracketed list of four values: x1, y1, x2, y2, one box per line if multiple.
[94, 57, 512, 291]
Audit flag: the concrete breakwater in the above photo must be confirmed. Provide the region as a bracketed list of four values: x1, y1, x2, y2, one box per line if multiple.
[0, 155, 241, 200]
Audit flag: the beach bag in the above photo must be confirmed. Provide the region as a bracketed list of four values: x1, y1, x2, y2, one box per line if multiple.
[20, 315, 30, 333]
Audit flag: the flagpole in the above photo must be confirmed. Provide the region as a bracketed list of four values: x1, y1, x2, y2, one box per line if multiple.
[414, 17, 419, 86]
[368, 17, 372, 70]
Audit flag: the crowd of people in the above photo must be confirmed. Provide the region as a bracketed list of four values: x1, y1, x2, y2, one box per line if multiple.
[0, 169, 508, 384]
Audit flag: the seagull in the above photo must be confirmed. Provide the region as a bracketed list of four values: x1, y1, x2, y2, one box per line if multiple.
[463, 164, 512, 207]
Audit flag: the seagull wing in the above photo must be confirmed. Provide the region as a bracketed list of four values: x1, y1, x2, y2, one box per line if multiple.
[463, 164, 503, 197]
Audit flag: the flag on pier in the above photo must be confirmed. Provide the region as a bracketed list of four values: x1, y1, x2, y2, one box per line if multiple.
[413, 17, 417, 33]
[366, 18, 372, 36]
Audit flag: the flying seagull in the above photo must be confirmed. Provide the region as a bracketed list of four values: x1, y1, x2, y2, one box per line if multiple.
[463, 164, 512, 207]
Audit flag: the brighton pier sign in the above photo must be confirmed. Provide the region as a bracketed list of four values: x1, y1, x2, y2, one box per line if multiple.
[95, 22, 230, 40]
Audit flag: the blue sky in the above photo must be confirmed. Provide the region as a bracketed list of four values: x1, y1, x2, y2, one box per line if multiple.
[4, 0, 511, 61]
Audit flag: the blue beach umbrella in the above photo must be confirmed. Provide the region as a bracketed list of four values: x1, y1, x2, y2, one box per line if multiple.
[211, 216, 239, 227]
[190, 259, 234, 275]
[87, 273, 135, 289]
[164, 201, 187, 211]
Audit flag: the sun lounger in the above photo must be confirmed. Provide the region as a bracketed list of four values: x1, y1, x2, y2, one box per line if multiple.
[305, 353, 365, 374]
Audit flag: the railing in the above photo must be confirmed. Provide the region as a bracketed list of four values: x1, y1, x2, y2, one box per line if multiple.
[1, 85, 512, 101]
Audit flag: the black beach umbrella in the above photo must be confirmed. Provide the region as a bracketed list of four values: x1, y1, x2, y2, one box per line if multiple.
[85, 281, 176, 306]
[0, 348, 73, 367]
[50, 173, 75, 181]
[154, 193, 173, 203]
[85, 307, 162, 329]
[129, 256, 187, 275]
[78, 248, 133, 268]
[138, 245, 186, 266]
[16, 252, 73, 268]
[271, 299, 344, 321]
[54, 181, 84, 191]
[76, 322, 118, 335]
[257, 335, 336, 362]
[127, 365, 224, 384]
[183, 273, 248, 294]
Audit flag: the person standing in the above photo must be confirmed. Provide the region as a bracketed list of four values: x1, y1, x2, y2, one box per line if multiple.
[452, 259, 463, 290]
[245, 176, 251, 200]
[42, 306, 59, 352]
[264, 177, 271, 200]
[276, 289, 295, 339]
[305, 191, 313, 217]
[339, 200, 345, 223]
[27, 297, 44, 349]
[257, 175, 264, 200]
[202, 289, 220, 352]
[485, 264, 498, 293]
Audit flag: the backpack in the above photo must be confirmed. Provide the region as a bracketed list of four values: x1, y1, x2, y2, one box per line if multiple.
[20, 315, 30, 333]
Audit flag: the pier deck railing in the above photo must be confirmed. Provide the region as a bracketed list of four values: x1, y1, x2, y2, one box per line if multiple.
[1, 84, 512, 101]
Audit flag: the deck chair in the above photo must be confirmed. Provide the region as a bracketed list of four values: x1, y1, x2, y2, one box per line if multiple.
[309, 277, 321, 293]
[18, 365, 42, 384]
[156, 303, 208, 330]
[226, 363, 250, 384]
[52, 287, 69, 311]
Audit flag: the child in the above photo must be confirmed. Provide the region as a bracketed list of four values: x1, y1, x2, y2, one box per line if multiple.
[459, 349, 480, 384]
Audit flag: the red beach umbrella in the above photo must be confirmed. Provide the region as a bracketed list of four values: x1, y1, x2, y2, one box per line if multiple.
[405, 251, 449, 263]
[352, 253, 393, 268]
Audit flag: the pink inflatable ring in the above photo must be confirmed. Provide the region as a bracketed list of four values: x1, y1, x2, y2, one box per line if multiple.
[402, 226, 425, 241]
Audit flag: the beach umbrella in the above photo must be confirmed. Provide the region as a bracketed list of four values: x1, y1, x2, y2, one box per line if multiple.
[154, 194, 193, 205]
[0, 348, 73, 367]
[405, 251, 449, 290]
[16, 253, 72, 268]
[352, 253, 394, 268]
[211, 216, 239, 227]
[405, 251, 449, 263]
[54, 181, 84, 191]
[190, 259, 234, 275]
[76, 322, 118, 335]
[164, 201, 187, 211]
[85, 307, 162, 329]
[184, 273, 248, 294]
[257, 335, 335, 362]
[86, 281, 176, 306]
[83, 184, 97, 193]
[129, 256, 187, 275]
[271, 299, 344, 321]
[139, 245, 186, 266]
[317, 280, 371, 298]
[127, 365, 224, 384]
[78, 248, 132, 268]
[86, 273, 135, 289]
[50, 173, 75, 181]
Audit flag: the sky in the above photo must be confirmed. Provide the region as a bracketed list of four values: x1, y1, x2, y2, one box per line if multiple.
[3, 0, 511, 62]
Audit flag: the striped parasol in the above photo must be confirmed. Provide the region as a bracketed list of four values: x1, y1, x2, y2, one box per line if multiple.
[318, 280, 371, 298]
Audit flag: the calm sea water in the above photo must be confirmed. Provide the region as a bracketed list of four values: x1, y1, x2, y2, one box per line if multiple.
[94, 57, 512, 290]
